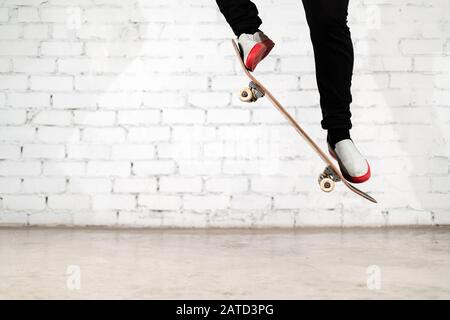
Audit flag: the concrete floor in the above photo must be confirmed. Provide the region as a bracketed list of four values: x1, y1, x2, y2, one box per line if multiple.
[0, 227, 449, 299]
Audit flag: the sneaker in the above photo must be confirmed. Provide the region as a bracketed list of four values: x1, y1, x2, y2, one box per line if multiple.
[328, 139, 371, 183]
[238, 31, 274, 71]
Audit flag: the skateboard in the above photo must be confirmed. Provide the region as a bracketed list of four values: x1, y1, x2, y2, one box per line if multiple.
[232, 40, 377, 203]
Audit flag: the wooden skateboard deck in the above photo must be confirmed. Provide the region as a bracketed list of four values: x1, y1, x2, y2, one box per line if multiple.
[232, 40, 377, 203]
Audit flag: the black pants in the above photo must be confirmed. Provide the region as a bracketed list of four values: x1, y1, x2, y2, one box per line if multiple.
[216, 0, 354, 131]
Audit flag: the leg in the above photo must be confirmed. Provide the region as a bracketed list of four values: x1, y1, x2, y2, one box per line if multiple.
[216, 0, 262, 36]
[303, 0, 371, 183]
[301, 0, 354, 138]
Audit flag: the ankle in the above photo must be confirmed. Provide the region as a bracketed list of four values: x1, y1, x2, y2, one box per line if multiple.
[237, 29, 261, 38]
[327, 129, 351, 149]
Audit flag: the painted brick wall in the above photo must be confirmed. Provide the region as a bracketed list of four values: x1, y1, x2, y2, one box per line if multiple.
[0, 0, 449, 227]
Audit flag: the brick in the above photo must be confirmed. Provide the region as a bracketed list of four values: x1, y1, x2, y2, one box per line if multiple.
[67, 144, 110, 159]
[171, 126, 216, 141]
[0, 212, 28, 226]
[0, 58, 10, 72]
[57, 58, 93, 73]
[73, 75, 119, 91]
[51, 24, 76, 40]
[0, 178, 21, 193]
[400, 39, 443, 55]
[223, 160, 267, 175]
[0, 110, 26, 125]
[117, 110, 160, 125]
[22, 178, 66, 193]
[85, 8, 130, 23]
[52, 93, 97, 109]
[113, 178, 157, 193]
[0, 75, 28, 90]
[32, 110, 71, 125]
[132, 160, 175, 175]
[72, 211, 118, 227]
[37, 127, 80, 143]
[0, 25, 20, 39]
[188, 92, 231, 108]
[68, 178, 112, 193]
[28, 212, 73, 226]
[205, 177, 248, 193]
[159, 176, 202, 193]
[184, 194, 229, 211]
[111, 144, 155, 160]
[230, 195, 271, 210]
[127, 127, 170, 142]
[8, 93, 50, 108]
[76, 24, 124, 40]
[43, 161, 85, 176]
[41, 42, 83, 56]
[82, 128, 125, 143]
[177, 160, 221, 175]
[296, 210, 343, 227]
[0, 127, 35, 142]
[386, 209, 433, 226]
[162, 109, 205, 124]
[390, 73, 434, 89]
[23, 25, 49, 39]
[138, 195, 181, 210]
[17, 7, 39, 22]
[142, 92, 184, 108]
[48, 195, 90, 210]
[207, 109, 250, 124]
[74, 111, 115, 126]
[273, 194, 310, 210]
[92, 195, 135, 210]
[22, 144, 65, 159]
[0, 8, 8, 22]
[97, 93, 142, 109]
[251, 176, 296, 194]
[3, 195, 45, 210]
[0, 161, 41, 176]
[86, 161, 130, 177]
[41, 8, 69, 22]
[13, 58, 55, 73]
[0, 41, 38, 56]
[157, 141, 202, 160]
[0, 145, 21, 159]
[30, 76, 73, 91]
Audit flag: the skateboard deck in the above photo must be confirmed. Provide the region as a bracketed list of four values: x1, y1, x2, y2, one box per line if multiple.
[232, 40, 377, 203]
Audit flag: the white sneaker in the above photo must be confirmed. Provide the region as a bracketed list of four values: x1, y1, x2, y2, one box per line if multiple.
[328, 139, 371, 183]
[238, 31, 274, 71]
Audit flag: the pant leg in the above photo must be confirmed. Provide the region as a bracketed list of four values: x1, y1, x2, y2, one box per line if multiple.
[302, 0, 354, 130]
[216, 0, 262, 36]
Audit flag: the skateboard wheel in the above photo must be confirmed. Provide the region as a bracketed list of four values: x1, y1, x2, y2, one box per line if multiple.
[319, 177, 335, 193]
[239, 88, 254, 102]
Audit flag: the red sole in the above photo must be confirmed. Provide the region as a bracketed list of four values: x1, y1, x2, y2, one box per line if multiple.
[245, 39, 275, 71]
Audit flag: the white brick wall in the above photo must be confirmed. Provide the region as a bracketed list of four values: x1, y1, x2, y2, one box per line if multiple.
[0, 0, 449, 227]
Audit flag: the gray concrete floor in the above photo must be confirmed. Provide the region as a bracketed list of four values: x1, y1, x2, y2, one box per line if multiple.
[0, 227, 449, 299]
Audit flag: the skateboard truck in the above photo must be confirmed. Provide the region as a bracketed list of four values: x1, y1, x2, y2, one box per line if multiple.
[318, 166, 341, 192]
[240, 81, 265, 102]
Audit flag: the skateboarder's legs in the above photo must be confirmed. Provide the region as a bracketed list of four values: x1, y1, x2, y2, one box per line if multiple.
[217, 0, 370, 182]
